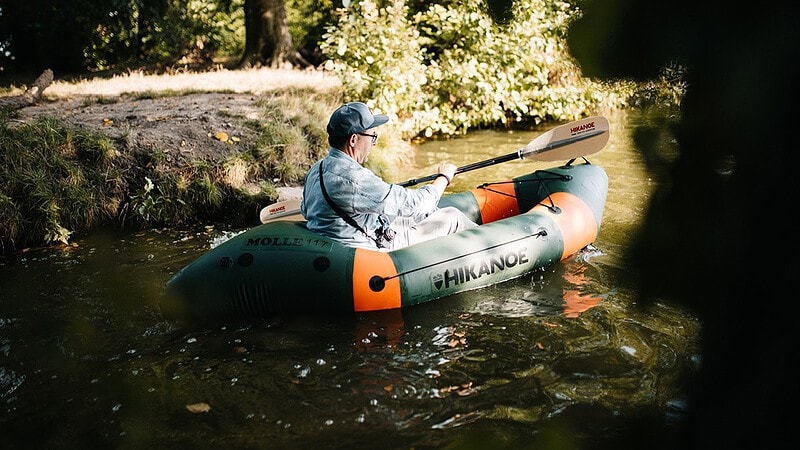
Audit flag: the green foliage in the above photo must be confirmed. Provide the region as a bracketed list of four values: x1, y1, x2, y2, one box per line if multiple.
[86, 0, 246, 71]
[128, 162, 227, 226]
[0, 0, 246, 73]
[321, 0, 639, 138]
[129, 175, 190, 225]
[2, 0, 346, 73]
[320, 0, 427, 138]
[126, 154, 226, 227]
[286, 0, 337, 64]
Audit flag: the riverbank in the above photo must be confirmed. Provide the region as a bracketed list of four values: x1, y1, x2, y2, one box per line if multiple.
[10, 67, 343, 191]
[1, 68, 350, 255]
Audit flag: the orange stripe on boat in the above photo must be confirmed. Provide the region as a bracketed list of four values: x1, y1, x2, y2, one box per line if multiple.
[531, 192, 598, 260]
[472, 182, 519, 224]
[352, 248, 402, 311]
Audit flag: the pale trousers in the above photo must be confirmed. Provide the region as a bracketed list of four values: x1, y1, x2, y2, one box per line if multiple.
[385, 206, 478, 251]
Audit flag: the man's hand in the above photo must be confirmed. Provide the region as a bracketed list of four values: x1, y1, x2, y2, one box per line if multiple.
[437, 163, 457, 181]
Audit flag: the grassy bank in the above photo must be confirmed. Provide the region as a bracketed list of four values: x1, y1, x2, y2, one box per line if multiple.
[1, 69, 421, 256]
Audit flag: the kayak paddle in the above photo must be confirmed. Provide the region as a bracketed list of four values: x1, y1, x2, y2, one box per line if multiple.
[399, 115, 608, 186]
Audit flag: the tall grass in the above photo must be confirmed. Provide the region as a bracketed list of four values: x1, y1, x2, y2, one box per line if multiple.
[0, 114, 121, 253]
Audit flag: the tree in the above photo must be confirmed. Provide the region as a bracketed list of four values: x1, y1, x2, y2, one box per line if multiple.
[239, 0, 310, 68]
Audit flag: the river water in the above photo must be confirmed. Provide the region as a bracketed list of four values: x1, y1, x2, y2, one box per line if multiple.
[1, 108, 700, 448]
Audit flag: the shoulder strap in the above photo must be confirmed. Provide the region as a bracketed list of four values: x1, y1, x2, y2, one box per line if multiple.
[319, 161, 382, 247]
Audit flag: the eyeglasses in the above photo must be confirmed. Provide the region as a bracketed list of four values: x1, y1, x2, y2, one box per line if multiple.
[357, 132, 378, 144]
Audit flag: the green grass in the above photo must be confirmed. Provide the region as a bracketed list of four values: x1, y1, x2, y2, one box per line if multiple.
[0, 115, 119, 252]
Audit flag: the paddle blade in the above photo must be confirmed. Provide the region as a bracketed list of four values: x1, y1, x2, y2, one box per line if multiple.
[521, 116, 610, 161]
[259, 199, 303, 223]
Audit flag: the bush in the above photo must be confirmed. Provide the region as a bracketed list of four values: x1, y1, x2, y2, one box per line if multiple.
[321, 0, 637, 138]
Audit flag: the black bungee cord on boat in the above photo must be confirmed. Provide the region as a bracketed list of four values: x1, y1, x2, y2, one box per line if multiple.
[368, 229, 548, 292]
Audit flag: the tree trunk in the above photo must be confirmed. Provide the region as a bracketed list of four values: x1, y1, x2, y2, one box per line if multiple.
[238, 0, 311, 69]
[0, 69, 53, 110]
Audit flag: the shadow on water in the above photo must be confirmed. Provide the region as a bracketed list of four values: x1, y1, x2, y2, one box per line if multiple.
[0, 109, 702, 449]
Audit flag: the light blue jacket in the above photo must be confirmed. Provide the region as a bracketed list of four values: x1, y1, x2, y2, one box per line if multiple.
[301, 148, 444, 249]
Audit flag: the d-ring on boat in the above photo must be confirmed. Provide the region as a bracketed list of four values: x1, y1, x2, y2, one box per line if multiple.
[161, 117, 610, 319]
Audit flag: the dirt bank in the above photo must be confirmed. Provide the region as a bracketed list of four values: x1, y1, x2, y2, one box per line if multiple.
[8, 68, 341, 200]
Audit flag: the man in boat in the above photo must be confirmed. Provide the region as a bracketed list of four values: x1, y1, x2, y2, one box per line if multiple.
[301, 102, 477, 251]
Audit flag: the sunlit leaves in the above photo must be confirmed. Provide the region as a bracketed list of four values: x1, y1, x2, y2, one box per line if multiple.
[321, 0, 636, 138]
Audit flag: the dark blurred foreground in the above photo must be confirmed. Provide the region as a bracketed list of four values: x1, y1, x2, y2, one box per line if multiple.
[569, 1, 798, 448]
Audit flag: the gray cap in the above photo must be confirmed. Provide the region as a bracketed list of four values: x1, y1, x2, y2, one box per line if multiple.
[327, 102, 389, 137]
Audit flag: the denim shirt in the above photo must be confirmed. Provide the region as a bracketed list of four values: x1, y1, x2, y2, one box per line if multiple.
[301, 147, 444, 249]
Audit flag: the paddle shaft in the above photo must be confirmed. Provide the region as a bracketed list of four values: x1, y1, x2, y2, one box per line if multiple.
[399, 152, 520, 187]
[399, 118, 607, 187]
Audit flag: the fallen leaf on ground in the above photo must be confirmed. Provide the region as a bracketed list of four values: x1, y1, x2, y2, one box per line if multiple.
[186, 402, 211, 413]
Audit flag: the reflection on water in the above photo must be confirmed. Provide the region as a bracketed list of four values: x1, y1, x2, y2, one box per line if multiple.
[461, 245, 606, 319]
[561, 247, 605, 318]
[0, 109, 701, 448]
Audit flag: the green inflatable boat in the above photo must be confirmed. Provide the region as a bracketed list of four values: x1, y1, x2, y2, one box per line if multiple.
[162, 160, 609, 319]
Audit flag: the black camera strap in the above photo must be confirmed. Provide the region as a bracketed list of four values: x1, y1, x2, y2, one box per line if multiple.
[318, 161, 385, 248]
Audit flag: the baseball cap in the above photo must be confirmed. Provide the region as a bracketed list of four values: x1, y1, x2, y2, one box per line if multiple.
[326, 102, 389, 137]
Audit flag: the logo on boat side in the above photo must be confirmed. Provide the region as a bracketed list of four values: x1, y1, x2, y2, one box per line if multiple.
[570, 121, 595, 135]
[431, 247, 530, 291]
[245, 236, 306, 247]
[240, 234, 333, 253]
[243, 235, 333, 252]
